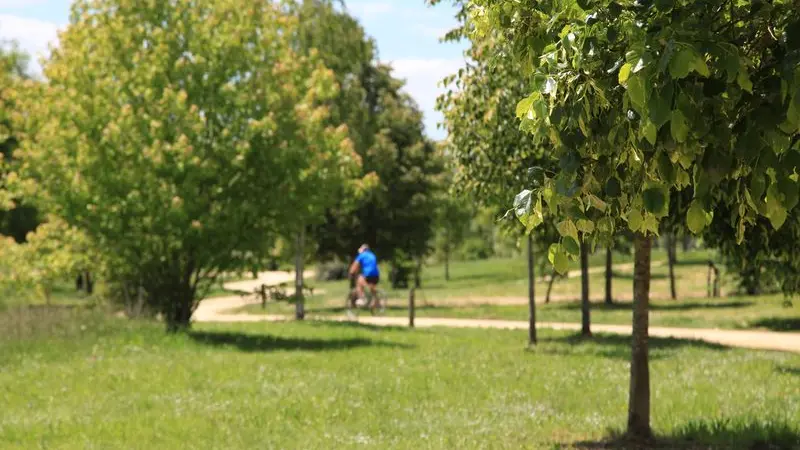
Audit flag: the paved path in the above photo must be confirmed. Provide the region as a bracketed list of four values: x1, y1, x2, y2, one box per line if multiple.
[194, 270, 800, 354]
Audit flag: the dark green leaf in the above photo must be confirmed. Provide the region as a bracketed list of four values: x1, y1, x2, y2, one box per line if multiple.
[605, 177, 622, 197]
[559, 149, 581, 174]
[778, 177, 799, 211]
[527, 167, 546, 188]
[670, 110, 689, 143]
[642, 187, 667, 215]
[657, 151, 676, 184]
[648, 84, 673, 128]
[562, 235, 580, 256]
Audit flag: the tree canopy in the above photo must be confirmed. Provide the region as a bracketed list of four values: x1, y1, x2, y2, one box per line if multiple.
[7, 0, 358, 330]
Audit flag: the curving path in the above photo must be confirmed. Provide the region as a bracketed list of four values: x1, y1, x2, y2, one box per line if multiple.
[194, 271, 800, 354]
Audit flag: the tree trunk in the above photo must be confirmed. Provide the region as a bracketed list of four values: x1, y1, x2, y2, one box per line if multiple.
[546, 270, 556, 304]
[605, 247, 613, 305]
[580, 240, 591, 337]
[444, 229, 450, 282]
[667, 234, 677, 300]
[527, 234, 536, 346]
[295, 228, 305, 320]
[85, 271, 94, 295]
[627, 234, 653, 439]
[164, 283, 194, 333]
[414, 258, 422, 289]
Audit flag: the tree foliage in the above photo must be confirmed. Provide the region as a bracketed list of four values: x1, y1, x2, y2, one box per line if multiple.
[300, 1, 443, 278]
[9, 0, 358, 331]
[470, 0, 800, 272]
[0, 44, 38, 243]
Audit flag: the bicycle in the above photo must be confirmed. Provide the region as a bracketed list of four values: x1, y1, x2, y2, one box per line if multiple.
[345, 275, 386, 318]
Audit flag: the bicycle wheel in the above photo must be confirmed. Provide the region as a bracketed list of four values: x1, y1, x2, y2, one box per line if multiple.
[345, 289, 358, 319]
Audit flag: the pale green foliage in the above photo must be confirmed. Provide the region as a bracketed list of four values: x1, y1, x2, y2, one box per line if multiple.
[0, 217, 91, 303]
[7, 0, 358, 329]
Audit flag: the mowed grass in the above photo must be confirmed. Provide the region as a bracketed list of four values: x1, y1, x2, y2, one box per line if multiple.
[1, 311, 799, 449]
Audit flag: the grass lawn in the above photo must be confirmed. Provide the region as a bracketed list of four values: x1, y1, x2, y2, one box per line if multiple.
[233, 250, 800, 332]
[1, 311, 798, 449]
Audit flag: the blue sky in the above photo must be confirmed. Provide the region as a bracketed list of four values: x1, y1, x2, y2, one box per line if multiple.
[0, 0, 467, 140]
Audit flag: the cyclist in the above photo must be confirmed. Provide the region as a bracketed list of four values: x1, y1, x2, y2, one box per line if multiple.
[349, 244, 380, 308]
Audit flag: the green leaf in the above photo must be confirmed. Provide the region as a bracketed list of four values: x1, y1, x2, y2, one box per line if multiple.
[687, 201, 712, 234]
[548, 244, 559, 265]
[597, 216, 615, 234]
[557, 219, 580, 242]
[527, 166, 546, 188]
[737, 68, 753, 93]
[670, 110, 689, 143]
[765, 188, 788, 230]
[642, 120, 657, 145]
[619, 63, 632, 84]
[642, 214, 660, 235]
[627, 75, 647, 109]
[513, 189, 533, 219]
[576, 219, 595, 234]
[553, 246, 570, 275]
[693, 55, 710, 77]
[778, 177, 799, 211]
[515, 93, 537, 119]
[642, 187, 667, 215]
[562, 236, 580, 256]
[587, 194, 607, 211]
[648, 87, 672, 128]
[657, 151, 676, 184]
[627, 209, 643, 232]
[669, 48, 694, 79]
[605, 177, 622, 197]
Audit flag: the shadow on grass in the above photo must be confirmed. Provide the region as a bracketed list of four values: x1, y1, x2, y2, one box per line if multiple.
[569, 419, 800, 449]
[550, 300, 753, 313]
[775, 365, 800, 376]
[189, 330, 413, 353]
[539, 332, 728, 361]
[612, 272, 669, 280]
[305, 319, 415, 333]
[749, 317, 800, 332]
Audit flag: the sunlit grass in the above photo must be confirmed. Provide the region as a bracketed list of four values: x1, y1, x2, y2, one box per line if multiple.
[1, 314, 798, 448]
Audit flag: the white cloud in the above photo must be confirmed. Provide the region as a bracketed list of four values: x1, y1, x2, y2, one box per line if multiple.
[385, 58, 465, 140]
[0, 14, 61, 74]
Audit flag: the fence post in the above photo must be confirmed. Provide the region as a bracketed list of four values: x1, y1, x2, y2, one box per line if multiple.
[409, 287, 415, 328]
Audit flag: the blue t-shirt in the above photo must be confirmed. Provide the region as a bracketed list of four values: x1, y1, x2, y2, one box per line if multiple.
[355, 250, 379, 277]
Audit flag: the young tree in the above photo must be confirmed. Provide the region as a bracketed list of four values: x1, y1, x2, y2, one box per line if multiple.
[471, 0, 800, 439]
[10, 0, 356, 331]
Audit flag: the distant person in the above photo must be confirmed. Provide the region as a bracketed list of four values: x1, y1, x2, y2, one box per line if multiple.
[349, 244, 380, 307]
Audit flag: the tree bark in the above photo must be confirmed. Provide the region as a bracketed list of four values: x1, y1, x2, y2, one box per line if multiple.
[627, 233, 653, 439]
[295, 228, 305, 320]
[667, 234, 677, 300]
[605, 247, 613, 305]
[527, 234, 536, 346]
[580, 240, 591, 337]
[546, 270, 556, 304]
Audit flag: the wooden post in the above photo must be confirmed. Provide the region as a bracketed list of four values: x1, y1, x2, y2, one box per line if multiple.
[409, 287, 415, 328]
[295, 228, 305, 320]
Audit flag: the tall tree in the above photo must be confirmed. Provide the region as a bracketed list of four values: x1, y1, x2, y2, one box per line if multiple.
[471, 0, 800, 439]
[11, 0, 356, 331]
